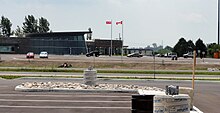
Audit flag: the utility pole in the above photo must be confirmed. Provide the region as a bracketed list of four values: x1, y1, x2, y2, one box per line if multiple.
[192, 50, 196, 89]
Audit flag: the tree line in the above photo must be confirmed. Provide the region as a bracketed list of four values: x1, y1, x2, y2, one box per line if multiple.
[0, 15, 50, 37]
[158, 37, 220, 58]
[173, 38, 207, 58]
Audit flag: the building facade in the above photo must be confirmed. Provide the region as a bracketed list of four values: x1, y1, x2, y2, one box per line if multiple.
[86, 39, 123, 55]
[0, 31, 91, 55]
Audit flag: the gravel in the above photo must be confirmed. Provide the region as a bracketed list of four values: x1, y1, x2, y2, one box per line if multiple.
[20, 82, 164, 91]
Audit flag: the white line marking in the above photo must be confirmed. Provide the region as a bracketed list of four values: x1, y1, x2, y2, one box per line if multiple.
[0, 99, 131, 103]
[0, 105, 130, 109]
[193, 106, 203, 113]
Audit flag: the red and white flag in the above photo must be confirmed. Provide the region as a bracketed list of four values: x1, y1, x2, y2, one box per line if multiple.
[116, 21, 123, 25]
[106, 20, 112, 24]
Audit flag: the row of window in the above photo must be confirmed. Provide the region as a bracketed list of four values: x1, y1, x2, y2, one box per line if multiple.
[28, 47, 86, 55]
[31, 35, 84, 41]
[29, 40, 86, 47]
[0, 46, 14, 52]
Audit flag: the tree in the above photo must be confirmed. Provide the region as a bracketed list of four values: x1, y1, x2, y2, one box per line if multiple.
[38, 17, 50, 33]
[0, 16, 13, 37]
[195, 38, 207, 58]
[152, 43, 157, 48]
[157, 46, 173, 55]
[187, 40, 195, 52]
[207, 43, 220, 57]
[22, 15, 38, 33]
[173, 37, 188, 57]
[164, 46, 173, 51]
[15, 26, 24, 37]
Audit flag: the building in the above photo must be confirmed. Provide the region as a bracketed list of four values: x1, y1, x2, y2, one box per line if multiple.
[86, 39, 123, 55]
[124, 48, 153, 56]
[0, 31, 91, 55]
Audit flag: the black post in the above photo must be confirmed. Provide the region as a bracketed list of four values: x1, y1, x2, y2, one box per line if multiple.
[131, 95, 154, 113]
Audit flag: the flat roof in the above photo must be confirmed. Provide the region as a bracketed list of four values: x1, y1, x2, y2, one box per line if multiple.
[25, 31, 92, 37]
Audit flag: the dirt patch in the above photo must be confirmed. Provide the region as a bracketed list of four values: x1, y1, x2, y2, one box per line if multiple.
[0, 60, 219, 70]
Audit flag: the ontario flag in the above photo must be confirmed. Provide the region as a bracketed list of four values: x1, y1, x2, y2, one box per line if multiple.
[116, 21, 123, 25]
[106, 20, 112, 24]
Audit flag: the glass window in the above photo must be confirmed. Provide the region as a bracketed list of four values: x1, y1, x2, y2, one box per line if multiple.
[78, 35, 83, 41]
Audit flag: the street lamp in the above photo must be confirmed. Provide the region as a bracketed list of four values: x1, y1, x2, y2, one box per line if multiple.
[153, 50, 155, 79]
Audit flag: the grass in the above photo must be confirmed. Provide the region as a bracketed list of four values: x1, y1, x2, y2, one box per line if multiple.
[1, 67, 220, 75]
[0, 75, 83, 79]
[1, 75, 219, 81]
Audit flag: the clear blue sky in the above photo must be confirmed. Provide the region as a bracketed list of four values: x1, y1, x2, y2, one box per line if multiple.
[0, 0, 218, 48]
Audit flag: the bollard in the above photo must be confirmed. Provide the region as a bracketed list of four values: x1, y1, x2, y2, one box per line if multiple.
[83, 67, 97, 86]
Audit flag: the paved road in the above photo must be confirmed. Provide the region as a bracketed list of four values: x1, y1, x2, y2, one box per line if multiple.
[0, 78, 134, 113]
[0, 78, 219, 113]
[1, 54, 220, 64]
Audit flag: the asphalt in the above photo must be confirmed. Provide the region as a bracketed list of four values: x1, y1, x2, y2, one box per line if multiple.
[14, 78, 205, 113]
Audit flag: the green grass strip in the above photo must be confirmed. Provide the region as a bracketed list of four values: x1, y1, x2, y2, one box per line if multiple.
[0, 68, 220, 75]
[0, 75, 220, 81]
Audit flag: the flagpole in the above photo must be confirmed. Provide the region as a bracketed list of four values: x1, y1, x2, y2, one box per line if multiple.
[122, 21, 123, 58]
[111, 19, 113, 57]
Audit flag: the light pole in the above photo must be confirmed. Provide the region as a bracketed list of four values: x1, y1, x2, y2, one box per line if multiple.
[153, 50, 155, 79]
[192, 50, 196, 90]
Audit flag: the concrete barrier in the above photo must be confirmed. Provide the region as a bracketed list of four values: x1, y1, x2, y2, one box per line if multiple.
[154, 95, 190, 113]
[179, 87, 194, 110]
[83, 69, 97, 86]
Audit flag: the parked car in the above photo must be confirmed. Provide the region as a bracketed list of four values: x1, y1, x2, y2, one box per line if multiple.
[183, 52, 193, 58]
[164, 52, 178, 60]
[127, 53, 143, 57]
[39, 51, 48, 58]
[164, 52, 177, 58]
[155, 54, 164, 57]
[26, 52, 34, 58]
[86, 51, 100, 57]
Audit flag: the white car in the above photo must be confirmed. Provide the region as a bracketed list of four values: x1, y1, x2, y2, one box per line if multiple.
[127, 53, 143, 57]
[183, 52, 194, 58]
[39, 51, 48, 58]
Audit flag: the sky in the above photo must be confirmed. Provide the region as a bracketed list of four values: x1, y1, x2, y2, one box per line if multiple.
[0, 0, 218, 48]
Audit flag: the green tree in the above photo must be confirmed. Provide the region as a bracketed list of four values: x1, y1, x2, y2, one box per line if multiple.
[0, 16, 13, 37]
[173, 37, 188, 57]
[187, 40, 195, 52]
[195, 38, 207, 58]
[22, 15, 38, 33]
[164, 46, 173, 51]
[38, 17, 50, 33]
[15, 26, 24, 37]
[207, 43, 220, 57]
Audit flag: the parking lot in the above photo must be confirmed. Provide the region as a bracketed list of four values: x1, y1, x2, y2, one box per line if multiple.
[0, 78, 219, 113]
[1, 54, 220, 64]
[0, 54, 220, 113]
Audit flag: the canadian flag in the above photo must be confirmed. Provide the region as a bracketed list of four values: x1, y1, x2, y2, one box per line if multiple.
[116, 21, 123, 25]
[106, 20, 112, 24]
